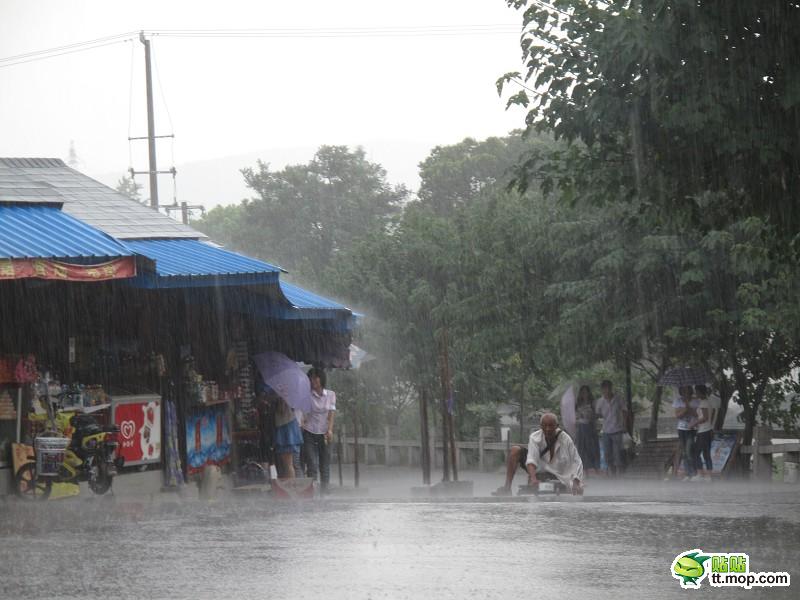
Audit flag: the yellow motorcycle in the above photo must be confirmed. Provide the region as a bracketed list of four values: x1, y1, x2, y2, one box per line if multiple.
[16, 410, 123, 500]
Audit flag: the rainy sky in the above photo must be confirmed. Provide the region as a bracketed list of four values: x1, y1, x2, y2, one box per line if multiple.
[0, 0, 525, 194]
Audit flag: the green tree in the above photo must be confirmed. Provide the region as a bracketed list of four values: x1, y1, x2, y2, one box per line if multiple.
[115, 174, 143, 204]
[195, 146, 406, 285]
[501, 1, 800, 444]
[502, 1, 800, 242]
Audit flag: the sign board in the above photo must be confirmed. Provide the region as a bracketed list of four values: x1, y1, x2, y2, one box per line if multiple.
[710, 433, 737, 474]
[112, 395, 161, 466]
[185, 403, 231, 476]
[0, 257, 136, 281]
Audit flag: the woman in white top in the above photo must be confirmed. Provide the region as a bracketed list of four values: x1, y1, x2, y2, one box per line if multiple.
[301, 367, 336, 492]
[693, 384, 713, 481]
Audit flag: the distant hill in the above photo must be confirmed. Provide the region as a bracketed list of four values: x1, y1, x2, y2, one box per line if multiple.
[95, 139, 436, 211]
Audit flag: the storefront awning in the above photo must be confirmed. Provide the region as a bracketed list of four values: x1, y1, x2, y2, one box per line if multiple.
[279, 281, 354, 317]
[123, 239, 284, 288]
[0, 204, 137, 280]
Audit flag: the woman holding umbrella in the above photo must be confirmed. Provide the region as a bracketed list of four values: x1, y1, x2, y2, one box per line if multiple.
[253, 351, 313, 481]
[574, 385, 600, 475]
[257, 382, 303, 480]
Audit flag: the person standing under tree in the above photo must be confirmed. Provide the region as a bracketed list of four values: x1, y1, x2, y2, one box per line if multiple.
[693, 385, 713, 481]
[673, 385, 699, 481]
[595, 380, 628, 476]
[302, 367, 336, 493]
[574, 385, 600, 475]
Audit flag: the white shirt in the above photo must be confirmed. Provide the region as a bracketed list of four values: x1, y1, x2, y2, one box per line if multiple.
[301, 389, 336, 434]
[526, 429, 584, 488]
[672, 397, 699, 430]
[595, 394, 626, 434]
[696, 398, 713, 434]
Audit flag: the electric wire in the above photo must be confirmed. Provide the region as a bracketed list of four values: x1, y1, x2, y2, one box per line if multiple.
[148, 24, 521, 39]
[0, 31, 137, 64]
[0, 34, 136, 69]
[0, 25, 523, 69]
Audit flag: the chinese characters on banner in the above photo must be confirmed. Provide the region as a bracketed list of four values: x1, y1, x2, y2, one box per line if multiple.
[0, 257, 136, 281]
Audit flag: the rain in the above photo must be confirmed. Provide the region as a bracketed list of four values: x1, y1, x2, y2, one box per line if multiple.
[1, 1, 799, 599]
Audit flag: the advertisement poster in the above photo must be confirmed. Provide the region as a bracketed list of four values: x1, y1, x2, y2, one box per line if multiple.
[710, 433, 737, 474]
[185, 404, 231, 475]
[113, 397, 161, 466]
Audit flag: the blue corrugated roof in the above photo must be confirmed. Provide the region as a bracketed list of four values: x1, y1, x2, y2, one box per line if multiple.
[0, 204, 133, 259]
[124, 239, 283, 288]
[280, 281, 350, 311]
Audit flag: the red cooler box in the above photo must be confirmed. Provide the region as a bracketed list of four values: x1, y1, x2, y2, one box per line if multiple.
[111, 394, 161, 467]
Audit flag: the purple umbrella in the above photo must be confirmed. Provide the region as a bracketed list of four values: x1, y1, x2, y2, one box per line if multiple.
[252, 351, 312, 413]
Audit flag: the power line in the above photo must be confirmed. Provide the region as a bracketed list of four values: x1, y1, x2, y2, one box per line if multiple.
[0, 36, 135, 69]
[0, 25, 523, 69]
[0, 31, 137, 63]
[148, 24, 520, 37]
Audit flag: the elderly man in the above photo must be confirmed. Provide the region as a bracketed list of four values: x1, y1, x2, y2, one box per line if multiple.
[526, 412, 584, 495]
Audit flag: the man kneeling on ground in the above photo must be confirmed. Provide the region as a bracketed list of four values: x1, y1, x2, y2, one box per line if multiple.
[527, 413, 584, 495]
[493, 413, 584, 496]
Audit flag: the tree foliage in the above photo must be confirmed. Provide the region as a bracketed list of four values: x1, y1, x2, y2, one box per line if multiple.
[501, 0, 800, 443]
[195, 145, 407, 285]
[115, 174, 143, 204]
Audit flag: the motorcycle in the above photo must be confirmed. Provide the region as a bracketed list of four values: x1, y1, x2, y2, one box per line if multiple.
[16, 411, 124, 500]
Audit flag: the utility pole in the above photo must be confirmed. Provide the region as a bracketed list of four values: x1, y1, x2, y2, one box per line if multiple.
[140, 31, 159, 209]
[130, 32, 178, 211]
[165, 201, 204, 225]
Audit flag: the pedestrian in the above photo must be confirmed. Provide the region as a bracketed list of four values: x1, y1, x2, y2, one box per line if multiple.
[301, 367, 336, 493]
[271, 392, 303, 480]
[525, 412, 584, 495]
[673, 385, 699, 481]
[574, 385, 600, 475]
[693, 385, 713, 482]
[254, 376, 302, 480]
[595, 380, 628, 476]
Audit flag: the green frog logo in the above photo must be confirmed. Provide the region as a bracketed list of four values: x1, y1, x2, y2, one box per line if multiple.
[672, 550, 711, 588]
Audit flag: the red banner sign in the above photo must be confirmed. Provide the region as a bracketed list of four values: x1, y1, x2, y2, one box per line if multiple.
[0, 257, 136, 281]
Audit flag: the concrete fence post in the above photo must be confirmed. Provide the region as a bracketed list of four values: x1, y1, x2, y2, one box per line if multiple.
[478, 430, 486, 472]
[385, 425, 391, 467]
[753, 425, 772, 481]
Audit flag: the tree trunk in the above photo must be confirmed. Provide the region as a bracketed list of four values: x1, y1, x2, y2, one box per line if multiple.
[742, 404, 755, 451]
[648, 385, 663, 434]
[625, 358, 634, 434]
[715, 374, 732, 431]
[440, 394, 450, 482]
[353, 414, 360, 488]
[418, 387, 431, 485]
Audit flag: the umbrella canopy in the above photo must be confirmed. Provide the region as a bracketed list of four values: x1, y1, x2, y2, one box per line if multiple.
[252, 351, 312, 413]
[659, 367, 710, 387]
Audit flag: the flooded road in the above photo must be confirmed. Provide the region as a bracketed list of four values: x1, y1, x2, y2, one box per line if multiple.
[1, 474, 797, 599]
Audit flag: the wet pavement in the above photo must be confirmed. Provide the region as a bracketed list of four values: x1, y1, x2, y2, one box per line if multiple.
[0, 467, 797, 599]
